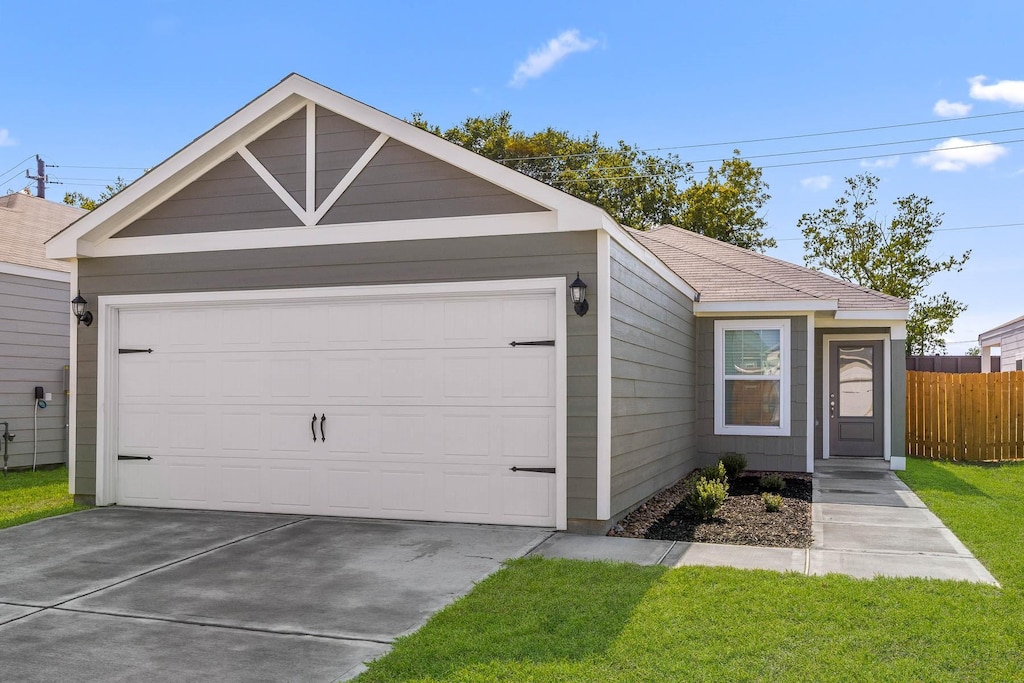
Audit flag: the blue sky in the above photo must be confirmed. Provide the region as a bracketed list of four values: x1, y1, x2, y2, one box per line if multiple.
[2, 1, 1022, 352]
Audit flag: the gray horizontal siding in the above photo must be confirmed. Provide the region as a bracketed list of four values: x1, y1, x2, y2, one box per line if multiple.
[0, 272, 69, 469]
[608, 240, 696, 522]
[321, 138, 545, 224]
[246, 109, 306, 206]
[697, 315, 808, 473]
[76, 231, 598, 519]
[316, 106, 381, 205]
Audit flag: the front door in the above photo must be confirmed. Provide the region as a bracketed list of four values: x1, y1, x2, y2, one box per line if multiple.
[828, 340, 884, 457]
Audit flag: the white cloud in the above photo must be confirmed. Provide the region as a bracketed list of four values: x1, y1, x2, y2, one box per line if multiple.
[860, 156, 900, 169]
[914, 137, 1008, 172]
[0, 129, 16, 147]
[968, 75, 1024, 105]
[509, 29, 598, 88]
[800, 175, 832, 191]
[933, 99, 972, 117]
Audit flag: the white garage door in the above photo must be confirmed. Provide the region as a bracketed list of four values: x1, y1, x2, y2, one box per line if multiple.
[115, 288, 558, 526]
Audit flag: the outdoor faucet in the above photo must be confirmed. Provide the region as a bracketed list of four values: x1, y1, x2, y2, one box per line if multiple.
[1, 422, 14, 476]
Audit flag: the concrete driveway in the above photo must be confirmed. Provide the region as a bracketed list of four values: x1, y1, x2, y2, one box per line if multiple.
[0, 508, 550, 682]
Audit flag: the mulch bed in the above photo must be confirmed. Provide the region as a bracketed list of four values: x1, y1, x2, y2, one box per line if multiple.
[608, 472, 813, 548]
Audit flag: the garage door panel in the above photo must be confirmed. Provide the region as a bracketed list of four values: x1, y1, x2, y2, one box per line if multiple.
[116, 288, 558, 526]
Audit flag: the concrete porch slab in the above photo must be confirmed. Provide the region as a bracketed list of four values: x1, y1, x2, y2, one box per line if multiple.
[529, 533, 673, 566]
[663, 541, 806, 573]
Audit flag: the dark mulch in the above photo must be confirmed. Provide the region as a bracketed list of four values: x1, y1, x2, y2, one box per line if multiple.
[609, 473, 813, 548]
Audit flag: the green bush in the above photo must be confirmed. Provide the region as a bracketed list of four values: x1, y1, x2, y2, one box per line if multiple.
[762, 492, 783, 512]
[721, 453, 747, 480]
[700, 461, 728, 484]
[689, 477, 728, 520]
[759, 473, 786, 492]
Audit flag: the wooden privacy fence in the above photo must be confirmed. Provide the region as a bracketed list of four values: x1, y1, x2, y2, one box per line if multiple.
[906, 370, 1024, 461]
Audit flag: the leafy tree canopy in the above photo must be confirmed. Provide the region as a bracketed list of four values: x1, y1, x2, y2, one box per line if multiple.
[411, 112, 774, 251]
[798, 173, 970, 355]
[63, 177, 128, 211]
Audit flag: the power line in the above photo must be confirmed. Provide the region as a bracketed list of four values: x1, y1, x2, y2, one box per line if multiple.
[495, 108, 1024, 163]
[550, 138, 1024, 183]
[49, 164, 147, 170]
[0, 154, 36, 182]
[775, 222, 1024, 242]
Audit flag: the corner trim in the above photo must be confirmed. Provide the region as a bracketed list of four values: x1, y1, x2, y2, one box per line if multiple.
[889, 456, 907, 471]
[596, 230, 612, 520]
[806, 314, 815, 473]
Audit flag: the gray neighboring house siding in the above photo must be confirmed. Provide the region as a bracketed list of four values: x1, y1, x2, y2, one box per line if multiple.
[696, 315, 808, 472]
[0, 271, 69, 468]
[813, 327, 906, 459]
[75, 231, 600, 520]
[609, 240, 696, 520]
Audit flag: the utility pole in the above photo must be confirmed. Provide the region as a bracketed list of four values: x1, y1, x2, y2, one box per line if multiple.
[25, 155, 47, 199]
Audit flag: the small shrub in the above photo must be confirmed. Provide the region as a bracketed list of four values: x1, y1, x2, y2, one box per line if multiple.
[721, 452, 747, 480]
[700, 461, 728, 484]
[759, 473, 786, 492]
[689, 476, 728, 520]
[762, 492, 783, 512]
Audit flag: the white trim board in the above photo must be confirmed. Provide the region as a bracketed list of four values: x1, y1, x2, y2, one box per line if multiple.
[0, 262, 71, 283]
[821, 333, 892, 461]
[806, 314, 815, 473]
[596, 230, 611, 520]
[94, 278, 569, 530]
[696, 300, 837, 315]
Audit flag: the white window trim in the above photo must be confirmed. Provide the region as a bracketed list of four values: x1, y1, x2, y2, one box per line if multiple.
[714, 318, 791, 437]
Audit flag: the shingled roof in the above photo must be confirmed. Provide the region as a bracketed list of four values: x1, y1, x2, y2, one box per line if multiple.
[0, 192, 86, 273]
[628, 224, 908, 311]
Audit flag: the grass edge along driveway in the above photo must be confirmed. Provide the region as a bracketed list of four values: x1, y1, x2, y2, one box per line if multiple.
[357, 458, 1024, 682]
[0, 466, 89, 530]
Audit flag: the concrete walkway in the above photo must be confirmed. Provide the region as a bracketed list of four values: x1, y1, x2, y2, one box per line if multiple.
[531, 458, 999, 586]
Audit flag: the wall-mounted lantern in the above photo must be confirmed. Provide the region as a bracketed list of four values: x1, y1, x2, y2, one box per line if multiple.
[71, 292, 93, 327]
[569, 273, 589, 317]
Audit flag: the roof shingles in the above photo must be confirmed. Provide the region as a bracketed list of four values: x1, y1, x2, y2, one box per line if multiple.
[0, 192, 85, 273]
[628, 225, 907, 311]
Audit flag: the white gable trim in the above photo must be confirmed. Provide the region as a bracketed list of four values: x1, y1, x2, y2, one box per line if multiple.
[0, 261, 70, 283]
[238, 146, 312, 225]
[47, 75, 614, 259]
[312, 133, 389, 224]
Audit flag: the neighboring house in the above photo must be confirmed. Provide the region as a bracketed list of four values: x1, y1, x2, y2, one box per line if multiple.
[46, 74, 908, 533]
[979, 316, 1024, 372]
[0, 191, 86, 470]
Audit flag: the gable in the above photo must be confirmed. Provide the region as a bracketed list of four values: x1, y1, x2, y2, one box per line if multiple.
[112, 101, 547, 240]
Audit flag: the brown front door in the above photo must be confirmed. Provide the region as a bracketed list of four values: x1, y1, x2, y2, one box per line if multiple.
[829, 341, 884, 457]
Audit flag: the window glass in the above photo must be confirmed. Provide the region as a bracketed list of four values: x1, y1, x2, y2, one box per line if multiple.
[838, 345, 873, 417]
[724, 329, 781, 377]
[725, 379, 781, 427]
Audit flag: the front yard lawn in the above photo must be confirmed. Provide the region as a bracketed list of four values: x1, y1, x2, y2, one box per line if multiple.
[357, 458, 1024, 682]
[0, 467, 89, 529]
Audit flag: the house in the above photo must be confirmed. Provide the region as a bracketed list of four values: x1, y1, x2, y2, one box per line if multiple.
[46, 74, 908, 533]
[979, 316, 1024, 372]
[0, 191, 86, 470]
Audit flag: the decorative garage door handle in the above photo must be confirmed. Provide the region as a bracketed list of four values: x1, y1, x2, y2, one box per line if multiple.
[509, 340, 555, 347]
[118, 455, 153, 461]
[509, 466, 556, 473]
[311, 414, 319, 442]
[118, 348, 154, 354]
[320, 414, 326, 442]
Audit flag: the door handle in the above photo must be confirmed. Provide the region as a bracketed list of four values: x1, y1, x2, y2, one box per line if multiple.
[311, 414, 318, 442]
[320, 414, 326, 442]
[829, 393, 835, 419]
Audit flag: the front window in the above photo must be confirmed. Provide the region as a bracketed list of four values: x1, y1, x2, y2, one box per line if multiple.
[715, 320, 790, 436]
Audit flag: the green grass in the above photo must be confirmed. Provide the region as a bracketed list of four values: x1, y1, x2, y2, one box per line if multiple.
[0, 466, 89, 529]
[357, 458, 1024, 682]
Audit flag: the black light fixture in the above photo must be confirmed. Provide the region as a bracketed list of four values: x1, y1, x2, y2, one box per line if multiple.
[71, 292, 93, 327]
[569, 272, 589, 317]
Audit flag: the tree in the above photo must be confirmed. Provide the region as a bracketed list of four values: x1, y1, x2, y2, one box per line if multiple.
[63, 177, 128, 211]
[965, 346, 981, 356]
[798, 173, 970, 355]
[677, 152, 774, 251]
[412, 112, 774, 251]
